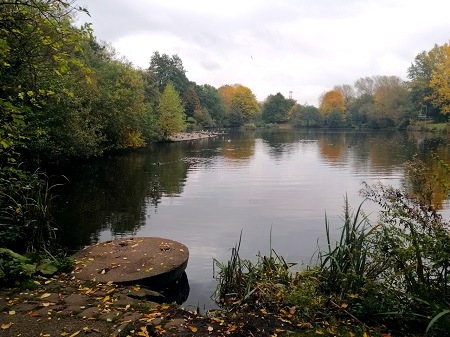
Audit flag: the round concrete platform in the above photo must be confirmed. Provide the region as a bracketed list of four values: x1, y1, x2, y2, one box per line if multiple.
[72, 237, 189, 285]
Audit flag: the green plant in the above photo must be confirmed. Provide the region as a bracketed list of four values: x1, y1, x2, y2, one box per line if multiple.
[317, 197, 379, 296]
[0, 170, 66, 254]
[0, 248, 35, 286]
[362, 182, 450, 333]
[213, 232, 296, 308]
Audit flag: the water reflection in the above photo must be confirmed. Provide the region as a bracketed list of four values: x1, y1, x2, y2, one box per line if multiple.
[54, 129, 450, 307]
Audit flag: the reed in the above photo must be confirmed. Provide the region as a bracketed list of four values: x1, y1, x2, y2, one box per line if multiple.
[213, 231, 295, 307]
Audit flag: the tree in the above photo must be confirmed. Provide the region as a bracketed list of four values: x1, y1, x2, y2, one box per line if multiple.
[289, 104, 321, 127]
[196, 84, 225, 126]
[428, 42, 450, 114]
[231, 85, 259, 124]
[407, 45, 443, 120]
[218, 84, 237, 125]
[183, 84, 202, 118]
[372, 75, 410, 127]
[0, 0, 90, 168]
[158, 83, 186, 139]
[261, 92, 295, 124]
[334, 84, 355, 108]
[319, 90, 346, 115]
[149, 52, 189, 95]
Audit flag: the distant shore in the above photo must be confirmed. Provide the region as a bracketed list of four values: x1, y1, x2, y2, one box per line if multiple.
[168, 131, 226, 142]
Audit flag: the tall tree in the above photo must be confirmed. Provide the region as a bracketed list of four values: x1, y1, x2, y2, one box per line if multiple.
[407, 45, 443, 120]
[289, 104, 321, 127]
[231, 85, 259, 124]
[428, 42, 450, 114]
[261, 92, 295, 123]
[372, 75, 410, 127]
[319, 90, 346, 115]
[149, 52, 189, 95]
[158, 83, 186, 139]
[196, 84, 225, 126]
[334, 84, 355, 108]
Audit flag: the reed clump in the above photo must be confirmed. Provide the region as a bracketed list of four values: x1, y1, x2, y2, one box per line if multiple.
[214, 180, 450, 336]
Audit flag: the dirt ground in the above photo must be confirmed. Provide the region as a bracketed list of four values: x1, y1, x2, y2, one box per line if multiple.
[0, 274, 293, 337]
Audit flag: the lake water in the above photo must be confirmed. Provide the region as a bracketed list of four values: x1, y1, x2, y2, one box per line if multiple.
[55, 129, 450, 309]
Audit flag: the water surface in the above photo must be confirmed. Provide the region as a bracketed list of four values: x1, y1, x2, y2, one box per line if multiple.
[55, 129, 449, 308]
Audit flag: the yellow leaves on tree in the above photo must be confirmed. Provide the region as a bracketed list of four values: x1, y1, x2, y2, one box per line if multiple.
[218, 84, 259, 124]
[231, 85, 259, 122]
[319, 90, 346, 116]
[218, 85, 237, 115]
[429, 42, 450, 114]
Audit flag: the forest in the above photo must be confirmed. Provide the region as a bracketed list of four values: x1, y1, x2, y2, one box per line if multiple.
[1, 0, 450, 249]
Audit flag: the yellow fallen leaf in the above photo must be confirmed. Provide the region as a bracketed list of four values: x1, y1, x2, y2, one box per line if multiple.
[207, 326, 213, 331]
[188, 326, 198, 332]
[34, 280, 41, 285]
[8, 310, 15, 315]
[103, 295, 110, 302]
[315, 330, 324, 335]
[44, 280, 51, 284]
[1, 322, 13, 330]
[61, 332, 70, 336]
[40, 293, 51, 299]
[69, 330, 81, 337]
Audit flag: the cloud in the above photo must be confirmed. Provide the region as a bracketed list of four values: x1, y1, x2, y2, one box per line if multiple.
[76, 0, 450, 106]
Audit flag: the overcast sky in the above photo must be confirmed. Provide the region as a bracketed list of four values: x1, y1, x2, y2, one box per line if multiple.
[75, 0, 449, 106]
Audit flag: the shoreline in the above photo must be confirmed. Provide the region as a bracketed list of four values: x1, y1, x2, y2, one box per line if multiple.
[168, 131, 226, 142]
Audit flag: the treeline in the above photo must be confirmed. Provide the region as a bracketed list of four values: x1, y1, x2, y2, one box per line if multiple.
[0, 1, 265, 169]
[262, 41, 450, 129]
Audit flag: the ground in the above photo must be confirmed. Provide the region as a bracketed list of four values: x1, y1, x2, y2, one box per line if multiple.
[0, 274, 295, 337]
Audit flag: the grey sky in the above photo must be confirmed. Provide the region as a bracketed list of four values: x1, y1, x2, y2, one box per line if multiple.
[76, 0, 449, 106]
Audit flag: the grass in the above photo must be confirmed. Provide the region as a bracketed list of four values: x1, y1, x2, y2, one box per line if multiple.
[213, 180, 450, 336]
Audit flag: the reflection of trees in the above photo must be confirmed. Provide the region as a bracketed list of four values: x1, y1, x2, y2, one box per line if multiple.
[55, 144, 190, 250]
[222, 130, 255, 161]
[317, 132, 347, 164]
[402, 136, 450, 209]
[259, 129, 303, 159]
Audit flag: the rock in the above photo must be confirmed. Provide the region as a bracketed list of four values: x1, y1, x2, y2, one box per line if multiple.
[72, 237, 189, 286]
[127, 288, 166, 302]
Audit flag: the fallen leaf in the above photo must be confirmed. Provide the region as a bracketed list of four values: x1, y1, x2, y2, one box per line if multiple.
[103, 295, 110, 302]
[8, 310, 15, 315]
[69, 330, 81, 337]
[28, 313, 42, 317]
[1, 322, 13, 330]
[188, 326, 198, 332]
[40, 293, 51, 299]
[207, 326, 213, 331]
[315, 330, 324, 335]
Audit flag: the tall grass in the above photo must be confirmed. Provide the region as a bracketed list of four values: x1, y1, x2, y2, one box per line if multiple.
[0, 170, 66, 255]
[213, 231, 295, 308]
[317, 196, 376, 295]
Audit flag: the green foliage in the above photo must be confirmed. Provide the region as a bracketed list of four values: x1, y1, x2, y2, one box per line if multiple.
[0, 249, 33, 286]
[158, 83, 186, 139]
[213, 232, 296, 309]
[317, 197, 375, 296]
[195, 84, 225, 126]
[0, 170, 64, 254]
[289, 104, 322, 127]
[261, 92, 295, 123]
[149, 52, 189, 94]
